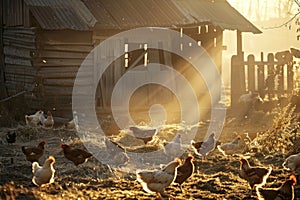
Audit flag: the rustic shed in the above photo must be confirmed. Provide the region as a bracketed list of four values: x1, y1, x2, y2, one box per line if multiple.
[1, 0, 261, 119]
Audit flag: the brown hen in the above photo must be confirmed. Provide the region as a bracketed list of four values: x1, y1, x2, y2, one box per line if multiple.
[239, 158, 272, 190]
[256, 174, 296, 200]
[174, 155, 194, 191]
[60, 143, 92, 166]
[22, 141, 45, 163]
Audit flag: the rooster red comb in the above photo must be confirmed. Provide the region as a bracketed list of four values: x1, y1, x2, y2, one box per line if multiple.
[175, 158, 182, 165]
[289, 174, 297, 185]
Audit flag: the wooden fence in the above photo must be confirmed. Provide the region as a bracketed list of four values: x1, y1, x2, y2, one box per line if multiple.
[231, 51, 295, 107]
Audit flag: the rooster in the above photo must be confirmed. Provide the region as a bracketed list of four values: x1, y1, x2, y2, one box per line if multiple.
[191, 132, 217, 160]
[283, 153, 300, 173]
[129, 126, 158, 144]
[174, 155, 194, 191]
[6, 131, 16, 144]
[22, 141, 45, 163]
[60, 143, 93, 166]
[217, 136, 241, 156]
[256, 174, 297, 200]
[163, 133, 182, 158]
[136, 158, 181, 198]
[32, 156, 55, 187]
[40, 111, 54, 128]
[239, 158, 272, 191]
[25, 110, 44, 126]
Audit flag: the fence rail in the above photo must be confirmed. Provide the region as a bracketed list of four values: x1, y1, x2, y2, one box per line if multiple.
[231, 50, 296, 107]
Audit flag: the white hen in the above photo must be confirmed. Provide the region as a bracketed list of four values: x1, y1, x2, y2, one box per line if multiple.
[25, 110, 44, 126]
[136, 158, 181, 197]
[32, 156, 55, 187]
[191, 132, 217, 160]
[217, 136, 242, 156]
[163, 134, 182, 158]
[283, 153, 300, 173]
[40, 111, 54, 128]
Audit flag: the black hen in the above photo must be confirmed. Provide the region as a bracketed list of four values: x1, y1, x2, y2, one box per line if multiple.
[6, 131, 16, 144]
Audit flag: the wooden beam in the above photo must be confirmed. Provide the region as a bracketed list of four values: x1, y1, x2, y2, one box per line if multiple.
[237, 30, 243, 56]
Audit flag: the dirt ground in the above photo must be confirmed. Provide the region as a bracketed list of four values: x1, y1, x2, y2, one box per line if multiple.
[0, 105, 300, 200]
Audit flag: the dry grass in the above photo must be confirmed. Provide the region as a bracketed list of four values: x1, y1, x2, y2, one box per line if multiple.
[248, 104, 300, 155]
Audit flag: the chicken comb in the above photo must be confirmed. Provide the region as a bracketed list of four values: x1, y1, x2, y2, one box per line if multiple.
[174, 158, 182, 165]
[289, 174, 297, 185]
[48, 156, 56, 163]
[59, 142, 65, 148]
[187, 154, 194, 160]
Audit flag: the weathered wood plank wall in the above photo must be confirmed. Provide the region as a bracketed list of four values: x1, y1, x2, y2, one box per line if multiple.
[34, 30, 94, 117]
[3, 27, 37, 100]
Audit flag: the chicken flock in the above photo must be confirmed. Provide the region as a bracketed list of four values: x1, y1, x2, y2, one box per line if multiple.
[3, 107, 300, 199]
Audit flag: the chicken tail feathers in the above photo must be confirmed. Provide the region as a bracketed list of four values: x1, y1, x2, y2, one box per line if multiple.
[217, 145, 226, 156]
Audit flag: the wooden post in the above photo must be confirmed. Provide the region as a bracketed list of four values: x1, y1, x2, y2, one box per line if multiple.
[266, 53, 275, 99]
[230, 30, 245, 108]
[237, 30, 242, 56]
[257, 52, 265, 98]
[231, 54, 245, 107]
[286, 52, 294, 93]
[247, 54, 255, 92]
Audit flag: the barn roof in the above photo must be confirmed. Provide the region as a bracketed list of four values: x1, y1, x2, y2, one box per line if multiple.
[82, 0, 196, 30]
[173, 0, 261, 33]
[84, 0, 261, 33]
[24, 0, 97, 30]
[24, 0, 261, 33]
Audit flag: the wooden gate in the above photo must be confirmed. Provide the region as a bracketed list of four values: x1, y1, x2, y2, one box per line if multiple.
[231, 50, 295, 107]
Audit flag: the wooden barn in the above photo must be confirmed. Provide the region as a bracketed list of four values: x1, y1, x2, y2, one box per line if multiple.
[0, 0, 261, 120]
